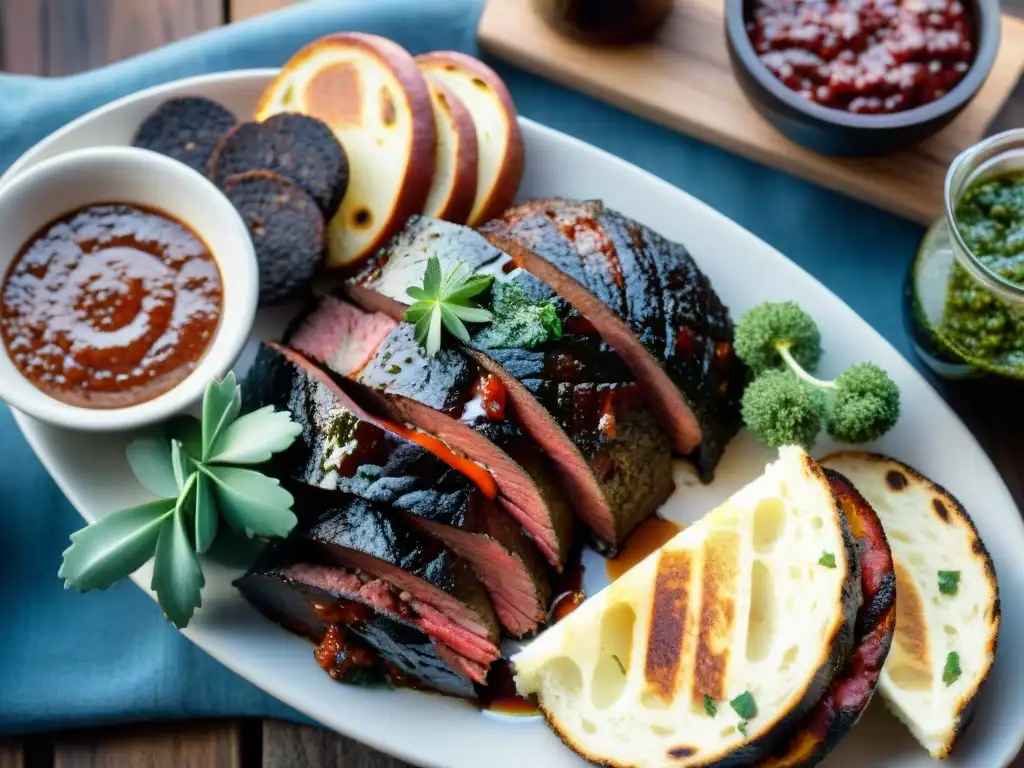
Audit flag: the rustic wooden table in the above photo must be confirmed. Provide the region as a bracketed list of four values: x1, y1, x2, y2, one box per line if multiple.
[2, 1, 1024, 767]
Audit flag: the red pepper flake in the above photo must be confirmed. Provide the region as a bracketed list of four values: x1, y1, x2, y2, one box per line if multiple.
[475, 374, 506, 421]
[675, 327, 696, 356]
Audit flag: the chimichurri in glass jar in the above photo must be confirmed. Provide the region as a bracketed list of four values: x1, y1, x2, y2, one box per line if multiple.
[906, 130, 1024, 380]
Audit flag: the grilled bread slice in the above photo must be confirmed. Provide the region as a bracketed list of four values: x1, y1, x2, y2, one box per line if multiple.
[416, 51, 524, 227]
[422, 79, 477, 224]
[820, 452, 1000, 760]
[256, 33, 436, 269]
[513, 447, 860, 768]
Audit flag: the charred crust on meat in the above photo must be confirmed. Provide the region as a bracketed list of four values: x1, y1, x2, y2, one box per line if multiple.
[221, 170, 326, 306]
[209, 113, 349, 216]
[132, 96, 237, 174]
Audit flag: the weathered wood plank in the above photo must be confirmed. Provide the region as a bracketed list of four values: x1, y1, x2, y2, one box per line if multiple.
[0, 0, 224, 76]
[52, 722, 242, 768]
[262, 721, 414, 768]
[0, 741, 23, 768]
[229, 0, 296, 22]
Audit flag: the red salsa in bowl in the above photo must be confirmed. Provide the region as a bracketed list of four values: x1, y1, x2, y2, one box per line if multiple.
[747, 0, 975, 115]
[0, 203, 222, 409]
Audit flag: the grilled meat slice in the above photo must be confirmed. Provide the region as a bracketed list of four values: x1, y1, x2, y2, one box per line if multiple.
[338, 441, 551, 638]
[242, 341, 552, 636]
[480, 198, 745, 481]
[292, 485, 500, 667]
[235, 541, 478, 697]
[343, 217, 674, 550]
[288, 297, 575, 570]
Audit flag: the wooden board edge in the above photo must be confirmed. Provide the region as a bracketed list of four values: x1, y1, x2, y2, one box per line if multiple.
[479, 0, 1024, 225]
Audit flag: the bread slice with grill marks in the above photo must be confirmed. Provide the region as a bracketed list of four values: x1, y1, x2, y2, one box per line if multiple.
[820, 452, 1000, 760]
[256, 33, 436, 269]
[513, 447, 860, 768]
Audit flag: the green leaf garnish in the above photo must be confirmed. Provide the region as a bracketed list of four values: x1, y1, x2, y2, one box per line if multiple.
[201, 371, 241, 461]
[938, 570, 961, 595]
[704, 694, 717, 717]
[170, 439, 189, 490]
[737, 721, 748, 737]
[611, 655, 625, 674]
[818, 551, 836, 568]
[59, 497, 175, 592]
[474, 280, 563, 350]
[943, 652, 961, 686]
[403, 255, 493, 356]
[202, 465, 297, 539]
[125, 437, 178, 498]
[59, 372, 302, 629]
[730, 691, 757, 720]
[151, 474, 205, 629]
[193, 471, 219, 555]
[207, 405, 303, 465]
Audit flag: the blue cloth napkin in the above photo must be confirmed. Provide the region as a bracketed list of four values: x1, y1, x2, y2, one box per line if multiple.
[0, 0, 937, 735]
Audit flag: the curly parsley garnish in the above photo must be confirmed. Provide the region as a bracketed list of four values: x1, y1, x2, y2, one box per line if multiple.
[404, 255, 493, 356]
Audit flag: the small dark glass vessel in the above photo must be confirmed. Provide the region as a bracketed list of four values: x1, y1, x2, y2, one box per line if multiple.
[533, 0, 674, 44]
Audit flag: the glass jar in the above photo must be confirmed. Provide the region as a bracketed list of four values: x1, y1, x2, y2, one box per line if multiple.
[905, 129, 1024, 381]
[533, 0, 674, 45]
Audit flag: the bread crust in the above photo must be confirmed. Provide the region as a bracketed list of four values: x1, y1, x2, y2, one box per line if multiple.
[257, 33, 437, 269]
[416, 51, 524, 227]
[424, 79, 478, 224]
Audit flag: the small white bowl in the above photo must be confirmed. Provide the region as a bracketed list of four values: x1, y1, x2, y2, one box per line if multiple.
[0, 146, 258, 432]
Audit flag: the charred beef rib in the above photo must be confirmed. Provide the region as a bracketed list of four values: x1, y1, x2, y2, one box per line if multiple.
[344, 216, 673, 551]
[287, 297, 575, 570]
[479, 198, 745, 481]
[236, 540, 479, 698]
[241, 341, 551, 637]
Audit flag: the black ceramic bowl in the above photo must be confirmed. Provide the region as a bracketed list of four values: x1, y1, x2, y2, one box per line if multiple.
[724, 0, 1001, 157]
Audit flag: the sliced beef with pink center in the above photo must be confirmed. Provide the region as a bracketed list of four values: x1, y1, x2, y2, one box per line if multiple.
[344, 217, 673, 550]
[287, 298, 575, 570]
[234, 542, 480, 697]
[290, 485, 500, 664]
[339, 440, 551, 637]
[243, 341, 553, 637]
[479, 198, 745, 481]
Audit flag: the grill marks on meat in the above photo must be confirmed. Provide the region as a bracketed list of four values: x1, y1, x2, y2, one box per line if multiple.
[292, 485, 500, 660]
[466, 273, 673, 550]
[241, 341, 549, 636]
[234, 542, 478, 697]
[480, 198, 744, 481]
[289, 300, 575, 570]
[337, 441, 551, 637]
[344, 218, 673, 550]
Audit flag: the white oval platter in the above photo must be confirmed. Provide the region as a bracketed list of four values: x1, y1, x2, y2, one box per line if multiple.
[2, 69, 1022, 768]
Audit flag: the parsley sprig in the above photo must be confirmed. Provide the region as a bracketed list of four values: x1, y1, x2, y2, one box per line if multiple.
[404, 255, 493, 356]
[58, 373, 302, 628]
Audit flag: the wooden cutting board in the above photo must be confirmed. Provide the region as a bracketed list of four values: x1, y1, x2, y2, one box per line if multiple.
[478, 0, 1024, 225]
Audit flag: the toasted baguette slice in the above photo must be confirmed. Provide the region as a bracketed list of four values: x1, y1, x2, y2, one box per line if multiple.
[513, 447, 860, 768]
[256, 33, 436, 269]
[820, 452, 1000, 760]
[416, 52, 524, 227]
[422, 79, 477, 224]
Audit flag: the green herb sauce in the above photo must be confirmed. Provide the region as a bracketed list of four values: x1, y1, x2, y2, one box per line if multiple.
[942, 171, 1024, 371]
